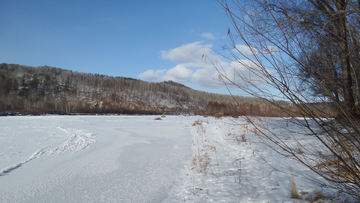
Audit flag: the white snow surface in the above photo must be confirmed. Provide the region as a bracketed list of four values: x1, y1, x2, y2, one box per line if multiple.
[0, 115, 357, 202]
[167, 117, 356, 203]
[0, 115, 193, 203]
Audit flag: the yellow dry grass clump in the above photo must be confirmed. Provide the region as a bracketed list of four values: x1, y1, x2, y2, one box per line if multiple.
[192, 120, 202, 126]
[215, 113, 223, 119]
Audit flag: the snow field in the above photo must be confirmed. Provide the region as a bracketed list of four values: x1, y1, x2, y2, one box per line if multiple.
[0, 115, 357, 202]
[0, 115, 195, 203]
[168, 116, 356, 202]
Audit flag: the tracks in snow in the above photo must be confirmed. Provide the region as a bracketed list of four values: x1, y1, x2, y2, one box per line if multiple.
[0, 128, 95, 176]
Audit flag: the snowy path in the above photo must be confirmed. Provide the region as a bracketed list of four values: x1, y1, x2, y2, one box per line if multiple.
[0, 115, 194, 203]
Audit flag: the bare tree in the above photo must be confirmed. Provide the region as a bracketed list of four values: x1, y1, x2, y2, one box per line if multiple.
[216, 0, 360, 198]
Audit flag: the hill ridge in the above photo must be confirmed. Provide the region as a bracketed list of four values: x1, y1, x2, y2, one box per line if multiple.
[0, 63, 261, 115]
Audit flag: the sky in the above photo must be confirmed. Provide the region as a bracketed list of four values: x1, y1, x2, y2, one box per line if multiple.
[0, 0, 266, 95]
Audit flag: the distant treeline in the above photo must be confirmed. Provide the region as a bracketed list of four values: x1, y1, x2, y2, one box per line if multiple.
[0, 63, 268, 115]
[196, 101, 305, 117]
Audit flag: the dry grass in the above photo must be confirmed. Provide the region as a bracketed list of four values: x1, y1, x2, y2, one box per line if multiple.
[241, 134, 246, 142]
[192, 120, 203, 126]
[233, 134, 248, 146]
[305, 189, 334, 203]
[191, 151, 211, 174]
[190, 124, 221, 175]
[296, 143, 305, 155]
[290, 167, 301, 199]
[235, 137, 242, 146]
[204, 145, 217, 152]
[314, 157, 360, 181]
[154, 117, 161, 120]
[315, 159, 343, 169]
[215, 113, 223, 119]
[300, 191, 308, 195]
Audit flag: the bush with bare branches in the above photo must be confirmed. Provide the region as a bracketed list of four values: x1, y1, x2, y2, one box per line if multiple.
[215, 0, 360, 199]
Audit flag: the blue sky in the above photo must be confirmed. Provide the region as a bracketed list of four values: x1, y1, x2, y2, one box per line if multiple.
[0, 0, 261, 94]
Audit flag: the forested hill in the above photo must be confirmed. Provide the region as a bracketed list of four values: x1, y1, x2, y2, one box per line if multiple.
[0, 63, 264, 115]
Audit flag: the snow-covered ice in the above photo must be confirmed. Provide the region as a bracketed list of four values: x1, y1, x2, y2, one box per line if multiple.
[0, 115, 194, 203]
[0, 115, 357, 202]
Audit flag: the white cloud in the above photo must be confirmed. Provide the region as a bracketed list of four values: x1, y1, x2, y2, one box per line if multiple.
[192, 67, 221, 87]
[163, 65, 192, 82]
[192, 59, 264, 88]
[138, 69, 165, 82]
[262, 45, 279, 54]
[201, 32, 215, 40]
[138, 42, 266, 89]
[234, 44, 279, 56]
[158, 42, 232, 87]
[160, 41, 215, 68]
[223, 60, 264, 85]
[234, 44, 258, 56]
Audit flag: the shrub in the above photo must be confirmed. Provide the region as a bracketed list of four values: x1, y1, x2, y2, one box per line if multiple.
[214, 113, 223, 119]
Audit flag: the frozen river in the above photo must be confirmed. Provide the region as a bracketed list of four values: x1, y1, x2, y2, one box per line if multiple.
[0, 115, 193, 203]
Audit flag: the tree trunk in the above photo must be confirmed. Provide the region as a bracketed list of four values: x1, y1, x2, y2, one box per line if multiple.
[334, 0, 356, 115]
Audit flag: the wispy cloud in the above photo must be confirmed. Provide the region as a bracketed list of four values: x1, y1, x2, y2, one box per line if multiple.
[200, 32, 215, 40]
